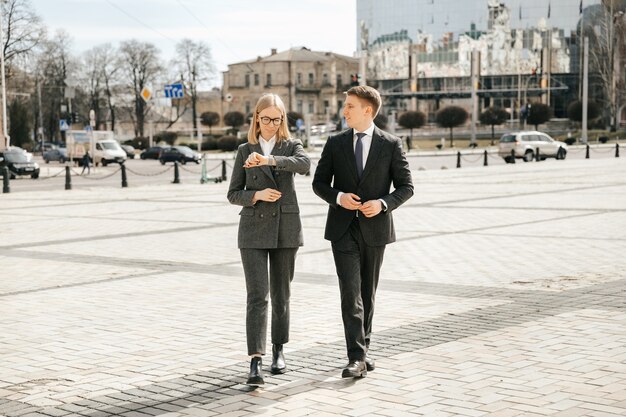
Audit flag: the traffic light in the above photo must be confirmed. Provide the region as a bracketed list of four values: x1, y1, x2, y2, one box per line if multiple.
[71, 112, 79, 124]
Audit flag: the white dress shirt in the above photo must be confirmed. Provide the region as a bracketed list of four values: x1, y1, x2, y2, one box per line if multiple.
[259, 135, 276, 156]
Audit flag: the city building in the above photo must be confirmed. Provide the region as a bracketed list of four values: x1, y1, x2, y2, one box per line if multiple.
[221, 47, 359, 123]
[356, 0, 626, 127]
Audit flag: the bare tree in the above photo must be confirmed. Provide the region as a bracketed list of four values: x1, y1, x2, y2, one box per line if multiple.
[585, 1, 626, 130]
[100, 44, 121, 132]
[173, 39, 215, 131]
[119, 40, 162, 137]
[1, 0, 46, 76]
[35, 30, 76, 141]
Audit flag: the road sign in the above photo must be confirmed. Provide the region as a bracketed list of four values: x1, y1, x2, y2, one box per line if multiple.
[60, 119, 69, 131]
[140, 86, 152, 102]
[224, 93, 233, 102]
[164, 83, 184, 99]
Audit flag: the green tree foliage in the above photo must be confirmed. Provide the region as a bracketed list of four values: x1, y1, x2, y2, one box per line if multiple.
[479, 107, 510, 144]
[374, 112, 388, 129]
[9, 99, 31, 148]
[435, 106, 468, 147]
[200, 111, 220, 134]
[567, 100, 601, 123]
[526, 103, 552, 130]
[224, 111, 245, 134]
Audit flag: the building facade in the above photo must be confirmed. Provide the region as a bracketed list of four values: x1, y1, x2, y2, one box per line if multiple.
[356, 0, 626, 126]
[222, 47, 359, 123]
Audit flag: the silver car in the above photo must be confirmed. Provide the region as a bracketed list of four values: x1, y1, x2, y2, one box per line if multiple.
[498, 131, 568, 163]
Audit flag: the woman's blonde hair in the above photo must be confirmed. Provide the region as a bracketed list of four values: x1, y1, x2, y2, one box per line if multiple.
[247, 93, 291, 144]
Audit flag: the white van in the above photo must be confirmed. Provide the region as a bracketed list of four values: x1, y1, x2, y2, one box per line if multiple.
[94, 139, 126, 166]
[66, 130, 126, 166]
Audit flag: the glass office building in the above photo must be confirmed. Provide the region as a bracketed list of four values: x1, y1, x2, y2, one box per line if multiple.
[356, 0, 609, 118]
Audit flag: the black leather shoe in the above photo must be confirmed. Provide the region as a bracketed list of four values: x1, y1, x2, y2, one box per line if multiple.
[246, 357, 264, 385]
[341, 360, 367, 378]
[365, 355, 375, 371]
[271, 344, 287, 374]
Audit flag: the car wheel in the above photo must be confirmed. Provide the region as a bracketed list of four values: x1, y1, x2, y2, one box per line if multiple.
[9, 173, 16, 179]
[102, 160, 108, 167]
[523, 150, 534, 162]
[31, 172, 39, 179]
[141, 154, 146, 160]
[181, 159, 187, 165]
[556, 148, 566, 160]
[160, 159, 165, 165]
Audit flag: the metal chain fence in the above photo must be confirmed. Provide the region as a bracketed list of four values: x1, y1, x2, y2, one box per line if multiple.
[71, 167, 122, 180]
[124, 165, 174, 177]
[38, 169, 66, 181]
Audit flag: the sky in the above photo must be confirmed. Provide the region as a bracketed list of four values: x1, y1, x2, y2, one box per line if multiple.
[28, 0, 357, 87]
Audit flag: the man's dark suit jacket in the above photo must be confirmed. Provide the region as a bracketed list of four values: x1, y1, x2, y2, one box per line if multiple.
[312, 127, 414, 246]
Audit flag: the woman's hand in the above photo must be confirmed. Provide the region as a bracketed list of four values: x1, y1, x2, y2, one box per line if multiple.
[253, 188, 282, 203]
[244, 152, 269, 168]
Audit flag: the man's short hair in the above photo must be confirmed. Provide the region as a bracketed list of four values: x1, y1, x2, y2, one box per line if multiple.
[345, 86, 382, 117]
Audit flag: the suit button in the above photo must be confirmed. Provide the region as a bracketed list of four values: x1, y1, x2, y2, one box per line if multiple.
[272, 213, 276, 217]
[253, 175, 257, 180]
[260, 214, 264, 218]
[275, 172, 279, 176]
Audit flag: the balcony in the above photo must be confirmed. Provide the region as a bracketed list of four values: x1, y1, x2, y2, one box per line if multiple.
[295, 83, 321, 93]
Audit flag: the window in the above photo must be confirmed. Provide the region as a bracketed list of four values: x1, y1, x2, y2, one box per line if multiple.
[245, 101, 251, 114]
[337, 74, 342, 86]
[297, 100, 303, 114]
[245, 74, 250, 87]
[308, 101, 314, 114]
[254, 74, 259, 86]
[297, 73, 302, 85]
[266, 74, 271, 86]
[324, 100, 329, 112]
[308, 73, 314, 85]
[323, 73, 329, 85]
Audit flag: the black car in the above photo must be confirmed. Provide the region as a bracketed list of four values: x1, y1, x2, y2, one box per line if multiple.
[159, 146, 201, 165]
[140, 146, 169, 160]
[121, 144, 136, 159]
[0, 148, 40, 179]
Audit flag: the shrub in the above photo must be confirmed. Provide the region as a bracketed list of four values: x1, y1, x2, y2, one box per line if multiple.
[202, 137, 219, 150]
[217, 135, 239, 151]
[154, 131, 177, 146]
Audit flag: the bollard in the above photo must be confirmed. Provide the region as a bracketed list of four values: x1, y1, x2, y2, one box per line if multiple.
[484, 149, 488, 166]
[200, 155, 208, 184]
[221, 160, 227, 181]
[616, 143, 620, 158]
[65, 166, 72, 190]
[535, 147, 540, 162]
[511, 149, 516, 164]
[456, 151, 461, 168]
[121, 163, 128, 188]
[586, 144, 590, 159]
[2, 167, 9, 193]
[173, 161, 180, 184]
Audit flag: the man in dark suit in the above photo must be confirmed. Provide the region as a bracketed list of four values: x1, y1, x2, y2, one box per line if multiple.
[313, 86, 413, 378]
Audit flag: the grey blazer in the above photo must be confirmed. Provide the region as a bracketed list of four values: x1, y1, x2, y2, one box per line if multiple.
[227, 139, 311, 249]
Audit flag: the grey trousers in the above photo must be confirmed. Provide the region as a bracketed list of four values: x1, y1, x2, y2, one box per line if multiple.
[331, 219, 385, 361]
[240, 247, 298, 356]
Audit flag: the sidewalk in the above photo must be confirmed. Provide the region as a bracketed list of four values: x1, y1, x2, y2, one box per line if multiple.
[0, 158, 625, 417]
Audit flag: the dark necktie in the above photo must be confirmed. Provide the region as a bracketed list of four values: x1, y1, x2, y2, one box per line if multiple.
[355, 132, 365, 179]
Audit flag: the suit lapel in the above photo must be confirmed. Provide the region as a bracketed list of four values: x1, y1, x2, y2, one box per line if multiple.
[341, 129, 360, 183]
[250, 142, 276, 185]
[359, 128, 383, 184]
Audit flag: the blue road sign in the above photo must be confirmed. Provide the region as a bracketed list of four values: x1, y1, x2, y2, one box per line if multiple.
[164, 83, 185, 99]
[60, 119, 69, 131]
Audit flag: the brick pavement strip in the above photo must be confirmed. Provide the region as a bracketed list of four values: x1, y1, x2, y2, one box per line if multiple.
[0, 158, 625, 416]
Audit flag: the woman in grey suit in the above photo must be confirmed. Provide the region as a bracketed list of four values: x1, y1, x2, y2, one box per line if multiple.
[227, 93, 310, 386]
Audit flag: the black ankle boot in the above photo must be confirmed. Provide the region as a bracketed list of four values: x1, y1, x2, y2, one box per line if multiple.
[270, 344, 286, 374]
[246, 357, 264, 385]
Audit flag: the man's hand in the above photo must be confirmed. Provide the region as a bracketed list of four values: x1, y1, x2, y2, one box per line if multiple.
[253, 188, 282, 203]
[339, 193, 362, 211]
[359, 200, 383, 217]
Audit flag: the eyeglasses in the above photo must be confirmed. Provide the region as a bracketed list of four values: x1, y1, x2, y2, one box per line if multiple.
[259, 116, 282, 126]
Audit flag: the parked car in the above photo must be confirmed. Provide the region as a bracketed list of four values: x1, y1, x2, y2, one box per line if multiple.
[33, 141, 63, 154]
[159, 146, 201, 165]
[140, 146, 169, 160]
[498, 131, 568, 163]
[43, 146, 68, 163]
[0, 147, 40, 179]
[121, 144, 136, 159]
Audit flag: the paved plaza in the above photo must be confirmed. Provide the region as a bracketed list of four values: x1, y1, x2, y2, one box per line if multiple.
[1, 156, 625, 417]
